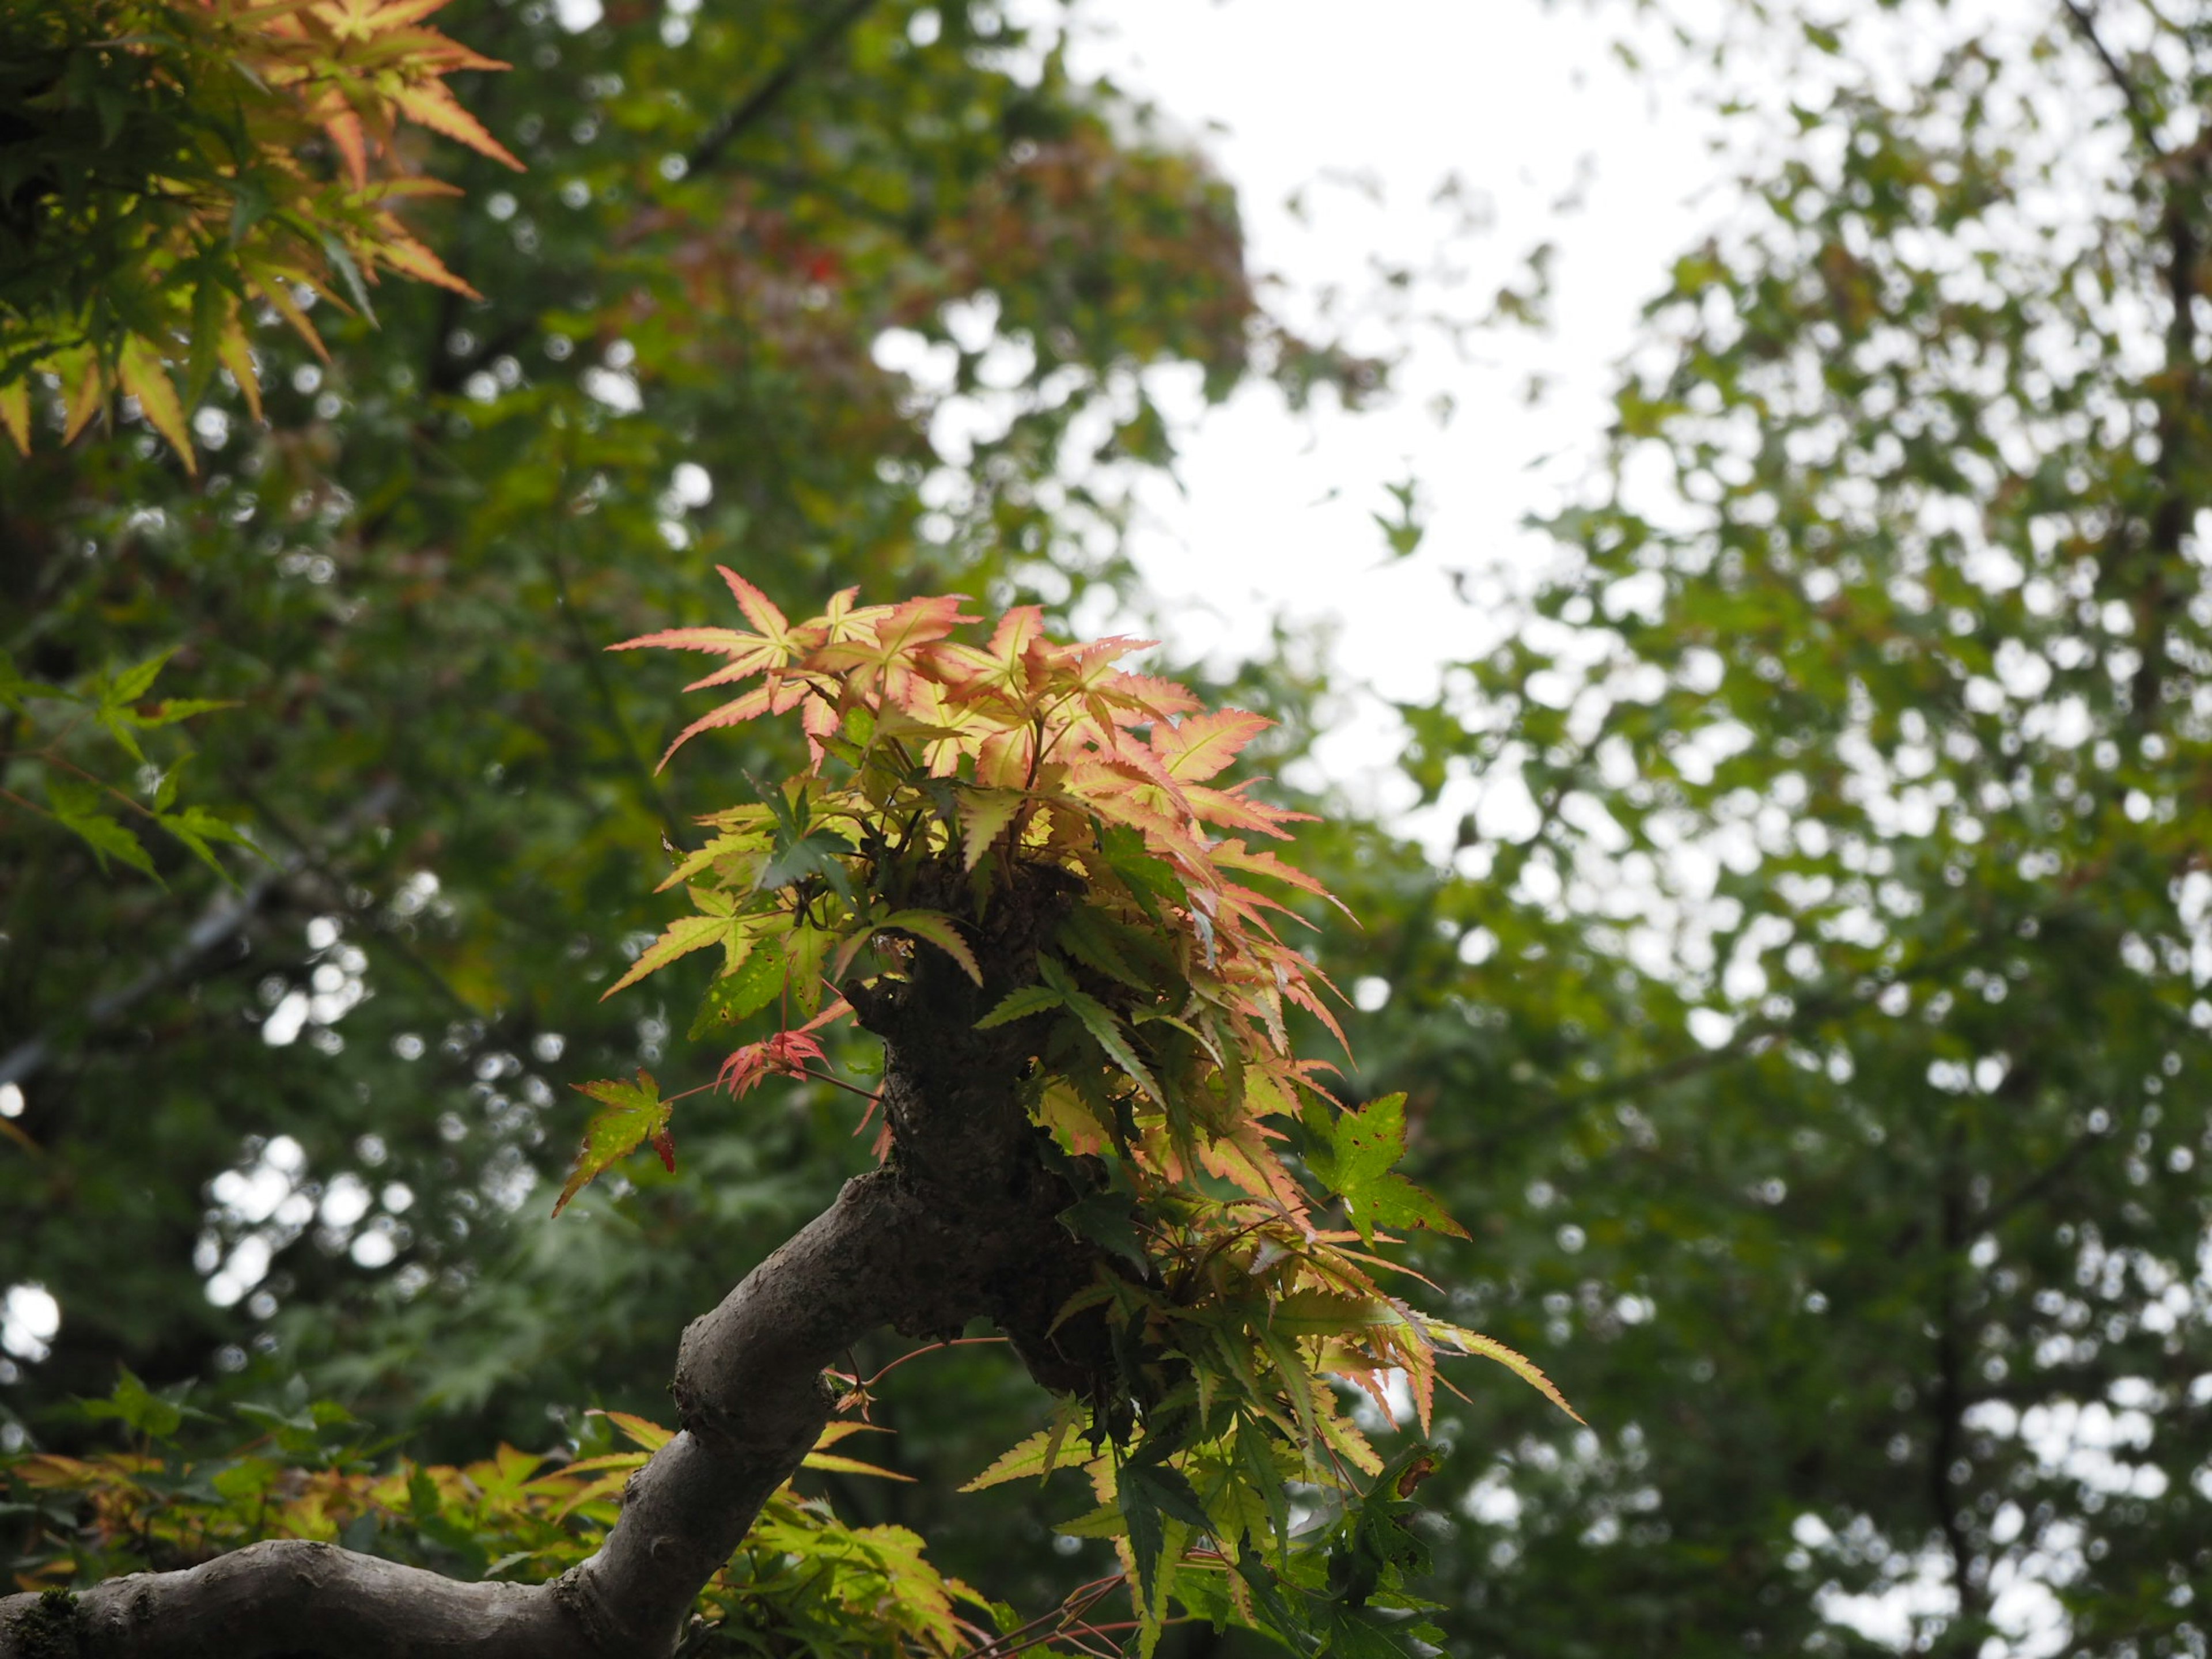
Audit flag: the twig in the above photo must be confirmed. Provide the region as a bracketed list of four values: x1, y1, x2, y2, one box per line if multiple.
[544, 518, 690, 852]
[687, 0, 882, 175]
[0, 780, 400, 1090]
[857, 1335, 1007, 1391]
[2059, 0, 2164, 157]
[797, 1063, 884, 1105]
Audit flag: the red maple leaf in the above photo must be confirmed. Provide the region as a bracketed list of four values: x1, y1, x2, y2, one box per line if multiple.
[716, 1028, 828, 1097]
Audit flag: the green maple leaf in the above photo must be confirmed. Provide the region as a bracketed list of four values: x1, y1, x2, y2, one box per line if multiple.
[1305, 1093, 1469, 1245]
[688, 940, 787, 1039]
[552, 1072, 674, 1217]
[46, 774, 157, 879]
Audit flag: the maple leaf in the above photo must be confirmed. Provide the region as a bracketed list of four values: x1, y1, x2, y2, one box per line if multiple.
[610, 568, 833, 766]
[1090, 671, 1204, 726]
[814, 585, 894, 646]
[957, 787, 1026, 869]
[1150, 708, 1271, 782]
[717, 1026, 826, 1097]
[599, 891, 747, 999]
[614, 573, 806, 673]
[872, 909, 983, 985]
[370, 224, 481, 298]
[1183, 781, 1313, 840]
[1303, 1093, 1469, 1246]
[116, 338, 195, 476]
[885, 677, 999, 776]
[1037, 956, 1161, 1105]
[972, 721, 1038, 790]
[387, 73, 525, 172]
[1209, 839, 1354, 915]
[930, 603, 1046, 699]
[801, 1449, 916, 1482]
[0, 383, 28, 454]
[1422, 1319, 1584, 1424]
[552, 1073, 674, 1216]
[813, 593, 979, 701]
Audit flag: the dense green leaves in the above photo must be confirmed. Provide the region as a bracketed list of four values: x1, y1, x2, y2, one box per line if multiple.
[0, 644, 253, 881]
[1319, 3, 2212, 1653]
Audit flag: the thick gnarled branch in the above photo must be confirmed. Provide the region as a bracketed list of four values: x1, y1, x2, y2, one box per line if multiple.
[0, 1177, 915, 1658]
[2, 919, 1109, 1659]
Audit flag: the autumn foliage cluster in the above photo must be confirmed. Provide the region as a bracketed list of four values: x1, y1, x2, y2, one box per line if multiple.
[0, 0, 518, 465]
[554, 573, 1574, 1653]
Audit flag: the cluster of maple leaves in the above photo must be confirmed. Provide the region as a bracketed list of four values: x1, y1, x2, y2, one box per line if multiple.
[1, 0, 519, 467]
[566, 573, 1576, 1653]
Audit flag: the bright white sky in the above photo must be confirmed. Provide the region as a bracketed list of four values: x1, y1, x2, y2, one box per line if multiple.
[1061, 0, 1722, 820]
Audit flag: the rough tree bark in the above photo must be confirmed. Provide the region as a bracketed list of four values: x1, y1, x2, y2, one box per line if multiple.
[0, 867, 1115, 1659]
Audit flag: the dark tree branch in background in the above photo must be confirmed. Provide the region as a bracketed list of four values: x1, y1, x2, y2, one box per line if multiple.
[1925, 1138, 1986, 1640]
[433, 0, 881, 400]
[2060, 0, 2205, 730]
[543, 520, 691, 853]
[2059, 1, 2162, 156]
[0, 782, 400, 1092]
[1469, 931, 2003, 1159]
[687, 0, 882, 175]
[1975, 1123, 2108, 1235]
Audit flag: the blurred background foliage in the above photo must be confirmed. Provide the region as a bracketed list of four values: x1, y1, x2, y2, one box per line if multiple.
[5, 1, 2212, 1657]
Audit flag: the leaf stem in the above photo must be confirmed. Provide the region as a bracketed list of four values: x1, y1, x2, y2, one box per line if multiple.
[796, 1064, 881, 1105]
[855, 1335, 1007, 1390]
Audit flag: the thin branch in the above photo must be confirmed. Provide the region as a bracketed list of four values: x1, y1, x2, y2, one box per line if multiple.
[1925, 1133, 1986, 1634]
[952, 1575, 1126, 1659]
[687, 0, 882, 175]
[230, 776, 478, 1019]
[2059, 0, 2164, 158]
[857, 1334, 1007, 1390]
[1975, 1127, 2108, 1234]
[544, 518, 690, 852]
[1467, 930, 2005, 1156]
[0, 780, 400, 1091]
[797, 1062, 885, 1105]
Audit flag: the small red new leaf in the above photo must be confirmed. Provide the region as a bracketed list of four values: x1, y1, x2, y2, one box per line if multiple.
[717, 1028, 827, 1097]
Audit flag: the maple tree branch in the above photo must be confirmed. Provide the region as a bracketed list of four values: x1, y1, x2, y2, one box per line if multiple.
[2, 899, 1113, 1659]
